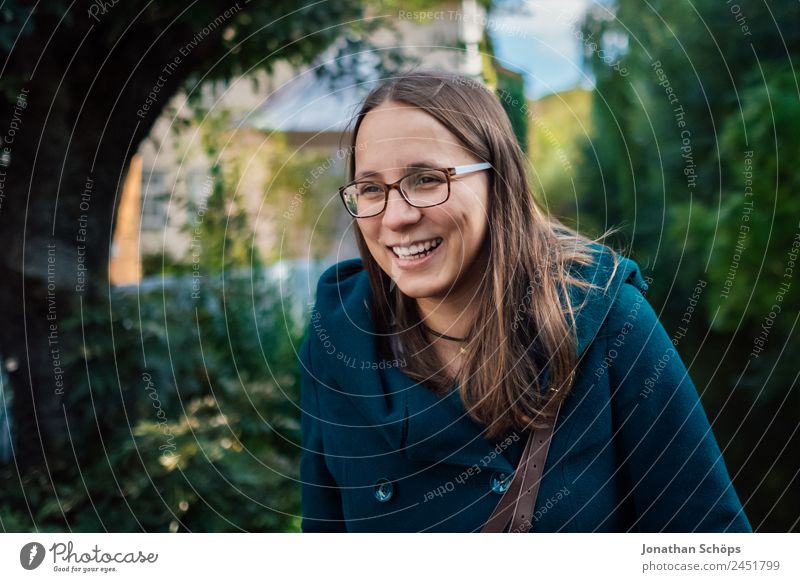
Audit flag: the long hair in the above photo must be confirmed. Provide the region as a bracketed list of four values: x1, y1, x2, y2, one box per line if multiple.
[342, 70, 620, 440]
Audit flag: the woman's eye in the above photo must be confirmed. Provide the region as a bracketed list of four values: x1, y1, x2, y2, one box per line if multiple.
[359, 184, 383, 196]
[413, 173, 444, 186]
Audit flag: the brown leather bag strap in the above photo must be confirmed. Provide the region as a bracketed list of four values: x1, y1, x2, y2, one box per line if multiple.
[482, 401, 562, 533]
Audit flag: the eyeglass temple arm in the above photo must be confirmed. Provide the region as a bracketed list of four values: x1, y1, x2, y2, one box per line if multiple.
[451, 162, 492, 176]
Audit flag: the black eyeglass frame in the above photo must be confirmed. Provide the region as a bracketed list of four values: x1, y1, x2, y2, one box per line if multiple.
[338, 162, 492, 218]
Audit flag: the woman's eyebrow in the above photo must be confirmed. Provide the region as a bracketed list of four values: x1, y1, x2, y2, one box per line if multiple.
[354, 161, 440, 180]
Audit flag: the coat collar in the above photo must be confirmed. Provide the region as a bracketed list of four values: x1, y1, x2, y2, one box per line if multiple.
[307, 245, 648, 472]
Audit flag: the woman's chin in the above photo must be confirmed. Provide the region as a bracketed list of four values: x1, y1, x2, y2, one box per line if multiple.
[393, 280, 447, 300]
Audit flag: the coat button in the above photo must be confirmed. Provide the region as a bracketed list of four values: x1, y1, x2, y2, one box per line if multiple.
[373, 478, 394, 502]
[490, 471, 513, 494]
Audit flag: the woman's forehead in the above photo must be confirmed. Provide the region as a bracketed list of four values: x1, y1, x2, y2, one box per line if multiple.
[354, 107, 466, 174]
[358, 103, 451, 142]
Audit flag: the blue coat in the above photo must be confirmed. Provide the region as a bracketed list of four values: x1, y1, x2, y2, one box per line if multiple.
[298, 246, 752, 532]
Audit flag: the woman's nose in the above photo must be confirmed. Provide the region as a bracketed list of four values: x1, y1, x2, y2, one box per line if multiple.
[381, 185, 422, 228]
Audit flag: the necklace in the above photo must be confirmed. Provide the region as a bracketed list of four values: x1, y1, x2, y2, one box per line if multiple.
[421, 324, 468, 354]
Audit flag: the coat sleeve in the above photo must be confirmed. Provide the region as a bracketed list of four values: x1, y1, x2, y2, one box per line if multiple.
[608, 282, 752, 532]
[299, 335, 347, 532]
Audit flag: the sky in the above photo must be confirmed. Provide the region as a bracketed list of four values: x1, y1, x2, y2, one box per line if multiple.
[488, 0, 594, 99]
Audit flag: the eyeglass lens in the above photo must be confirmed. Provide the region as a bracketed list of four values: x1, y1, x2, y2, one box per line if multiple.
[342, 170, 449, 217]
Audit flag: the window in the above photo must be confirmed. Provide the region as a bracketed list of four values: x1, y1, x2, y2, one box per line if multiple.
[141, 169, 170, 231]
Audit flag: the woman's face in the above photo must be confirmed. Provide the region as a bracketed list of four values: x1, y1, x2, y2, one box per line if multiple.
[353, 100, 491, 301]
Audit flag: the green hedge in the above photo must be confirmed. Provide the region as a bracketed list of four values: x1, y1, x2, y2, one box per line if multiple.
[0, 271, 306, 532]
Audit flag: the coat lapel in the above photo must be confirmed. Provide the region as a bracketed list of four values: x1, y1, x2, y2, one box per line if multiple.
[388, 364, 517, 473]
[313, 248, 648, 473]
[315, 266, 515, 472]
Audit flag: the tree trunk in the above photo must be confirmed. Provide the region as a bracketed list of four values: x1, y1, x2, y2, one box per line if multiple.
[0, 7, 223, 472]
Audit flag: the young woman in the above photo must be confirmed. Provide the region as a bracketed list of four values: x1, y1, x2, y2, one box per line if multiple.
[298, 71, 751, 533]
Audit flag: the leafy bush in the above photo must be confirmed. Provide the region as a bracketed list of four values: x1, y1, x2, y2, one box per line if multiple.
[0, 270, 305, 532]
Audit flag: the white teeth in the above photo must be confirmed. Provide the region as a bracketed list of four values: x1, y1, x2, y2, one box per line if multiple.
[392, 237, 442, 258]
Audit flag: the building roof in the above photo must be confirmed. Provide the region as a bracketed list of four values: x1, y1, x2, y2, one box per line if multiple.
[246, 71, 373, 133]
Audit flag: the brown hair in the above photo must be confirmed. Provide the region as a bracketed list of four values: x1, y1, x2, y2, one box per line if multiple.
[342, 70, 619, 440]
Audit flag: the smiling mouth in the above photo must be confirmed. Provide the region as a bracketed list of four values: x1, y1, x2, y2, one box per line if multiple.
[388, 237, 443, 260]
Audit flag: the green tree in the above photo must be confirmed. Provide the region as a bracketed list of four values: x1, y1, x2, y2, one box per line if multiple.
[577, 0, 800, 531]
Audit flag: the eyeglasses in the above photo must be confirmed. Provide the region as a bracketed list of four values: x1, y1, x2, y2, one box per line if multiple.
[338, 162, 492, 218]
